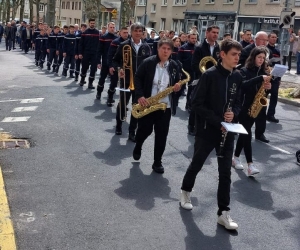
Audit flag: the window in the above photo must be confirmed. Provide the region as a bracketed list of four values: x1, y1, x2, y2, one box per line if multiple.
[207, 0, 215, 3]
[193, 0, 200, 3]
[151, 4, 156, 12]
[72, 2, 74, 10]
[75, 2, 78, 10]
[69, 18, 72, 24]
[270, 0, 280, 2]
[39, 4, 44, 11]
[174, 0, 186, 5]
[137, 16, 142, 23]
[61, 1, 65, 9]
[160, 18, 165, 30]
[66, 1, 70, 9]
[74, 18, 80, 25]
[138, 0, 146, 5]
[162, 0, 168, 5]
[248, 0, 257, 2]
[79, 2, 81, 10]
[224, 0, 233, 3]
[296, 0, 300, 6]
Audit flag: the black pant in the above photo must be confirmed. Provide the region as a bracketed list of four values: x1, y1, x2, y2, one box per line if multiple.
[109, 70, 118, 92]
[267, 79, 280, 117]
[75, 58, 82, 76]
[234, 112, 255, 163]
[47, 49, 58, 68]
[39, 51, 46, 66]
[181, 131, 234, 215]
[35, 50, 41, 64]
[135, 109, 171, 163]
[24, 39, 31, 53]
[254, 106, 266, 138]
[116, 89, 137, 133]
[5, 37, 12, 50]
[63, 54, 75, 73]
[282, 51, 292, 71]
[57, 50, 64, 66]
[81, 53, 97, 83]
[98, 65, 110, 89]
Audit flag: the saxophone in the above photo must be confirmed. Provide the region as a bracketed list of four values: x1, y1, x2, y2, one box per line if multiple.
[131, 69, 190, 119]
[248, 67, 271, 118]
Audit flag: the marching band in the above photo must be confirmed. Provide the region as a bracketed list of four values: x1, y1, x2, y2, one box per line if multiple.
[1, 19, 296, 231]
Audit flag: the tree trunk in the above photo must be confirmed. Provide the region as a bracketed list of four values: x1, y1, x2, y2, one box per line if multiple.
[11, 0, 21, 20]
[46, 0, 56, 27]
[2, 0, 7, 22]
[6, 0, 11, 22]
[0, 0, 3, 22]
[29, 0, 33, 23]
[19, 0, 24, 21]
[290, 87, 300, 98]
[35, 0, 40, 22]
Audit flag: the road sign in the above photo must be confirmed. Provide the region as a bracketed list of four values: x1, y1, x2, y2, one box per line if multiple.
[111, 9, 118, 19]
[279, 10, 295, 29]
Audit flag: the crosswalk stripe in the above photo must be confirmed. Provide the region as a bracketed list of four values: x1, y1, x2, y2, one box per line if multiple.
[20, 98, 44, 103]
[1, 117, 31, 122]
[11, 106, 38, 112]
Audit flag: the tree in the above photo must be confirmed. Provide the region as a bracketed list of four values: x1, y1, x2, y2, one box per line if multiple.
[6, 0, 10, 22]
[35, 0, 40, 23]
[11, 0, 22, 20]
[85, 0, 100, 19]
[46, 0, 55, 26]
[19, 0, 24, 21]
[29, 0, 33, 22]
[0, 0, 3, 22]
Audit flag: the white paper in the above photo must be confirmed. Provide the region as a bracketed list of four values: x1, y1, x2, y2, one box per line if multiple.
[191, 79, 199, 86]
[115, 87, 130, 92]
[270, 64, 288, 77]
[221, 122, 248, 134]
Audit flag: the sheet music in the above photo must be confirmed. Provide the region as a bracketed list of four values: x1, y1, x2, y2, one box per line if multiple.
[221, 122, 248, 134]
[270, 64, 288, 77]
[115, 87, 130, 92]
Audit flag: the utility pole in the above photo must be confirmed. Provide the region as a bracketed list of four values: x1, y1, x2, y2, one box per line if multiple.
[233, 0, 241, 40]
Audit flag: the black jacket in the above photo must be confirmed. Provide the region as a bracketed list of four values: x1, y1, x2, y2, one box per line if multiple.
[78, 28, 99, 55]
[32, 28, 40, 43]
[240, 40, 250, 48]
[97, 32, 118, 66]
[239, 66, 271, 114]
[75, 30, 82, 55]
[134, 55, 181, 115]
[63, 33, 76, 55]
[47, 31, 60, 50]
[178, 42, 195, 74]
[192, 39, 220, 78]
[112, 39, 151, 88]
[152, 37, 160, 55]
[107, 36, 127, 68]
[192, 62, 242, 136]
[21, 28, 32, 41]
[0, 25, 4, 36]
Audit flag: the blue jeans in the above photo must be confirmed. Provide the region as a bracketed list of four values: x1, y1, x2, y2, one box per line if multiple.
[297, 52, 300, 74]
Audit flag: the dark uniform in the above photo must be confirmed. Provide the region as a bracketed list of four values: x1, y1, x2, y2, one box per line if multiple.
[112, 39, 151, 140]
[240, 40, 250, 48]
[56, 32, 66, 73]
[74, 30, 82, 81]
[46, 31, 60, 72]
[35, 33, 46, 67]
[104, 36, 128, 106]
[40, 33, 48, 68]
[96, 32, 118, 99]
[78, 27, 99, 88]
[62, 32, 76, 77]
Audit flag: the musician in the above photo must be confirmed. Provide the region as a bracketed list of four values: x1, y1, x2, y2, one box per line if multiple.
[238, 31, 271, 143]
[105, 27, 129, 107]
[188, 25, 220, 136]
[132, 38, 181, 174]
[112, 22, 151, 142]
[266, 32, 281, 123]
[78, 18, 99, 89]
[180, 39, 243, 231]
[96, 22, 118, 100]
[232, 46, 271, 176]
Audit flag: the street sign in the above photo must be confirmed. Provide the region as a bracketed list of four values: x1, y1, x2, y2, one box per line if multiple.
[279, 10, 295, 29]
[111, 9, 118, 19]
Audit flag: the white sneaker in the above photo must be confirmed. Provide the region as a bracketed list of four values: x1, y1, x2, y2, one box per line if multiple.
[217, 211, 238, 230]
[232, 157, 244, 170]
[180, 190, 193, 210]
[247, 163, 260, 177]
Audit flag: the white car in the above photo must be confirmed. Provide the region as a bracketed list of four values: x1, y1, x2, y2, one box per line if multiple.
[145, 27, 159, 39]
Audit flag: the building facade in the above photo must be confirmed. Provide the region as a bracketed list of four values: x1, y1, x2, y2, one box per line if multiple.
[135, 0, 300, 40]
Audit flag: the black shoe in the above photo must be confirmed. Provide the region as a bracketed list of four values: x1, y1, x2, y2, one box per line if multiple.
[188, 125, 196, 136]
[115, 125, 122, 135]
[152, 162, 164, 174]
[88, 84, 95, 89]
[75, 75, 78, 81]
[255, 134, 270, 143]
[133, 145, 142, 160]
[69, 73, 75, 78]
[62, 70, 67, 77]
[79, 78, 86, 86]
[106, 98, 114, 107]
[267, 116, 279, 123]
[128, 132, 136, 142]
[47, 66, 51, 71]
[96, 92, 101, 100]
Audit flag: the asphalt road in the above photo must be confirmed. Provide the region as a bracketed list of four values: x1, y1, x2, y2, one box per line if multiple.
[0, 43, 300, 250]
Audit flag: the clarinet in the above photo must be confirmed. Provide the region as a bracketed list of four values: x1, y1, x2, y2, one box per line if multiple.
[217, 83, 237, 158]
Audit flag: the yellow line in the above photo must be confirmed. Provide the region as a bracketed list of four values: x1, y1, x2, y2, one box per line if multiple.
[0, 165, 17, 250]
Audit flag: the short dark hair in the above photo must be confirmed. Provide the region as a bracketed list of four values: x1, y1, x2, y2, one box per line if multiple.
[157, 38, 174, 51]
[206, 25, 219, 32]
[130, 22, 145, 32]
[63, 25, 69, 29]
[53, 25, 60, 29]
[223, 33, 231, 38]
[169, 30, 175, 35]
[245, 46, 268, 69]
[81, 23, 87, 28]
[268, 32, 277, 38]
[220, 39, 242, 54]
[69, 25, 75, 28]
[243, 29, 252, 33]
[120, 27, 128, 31]
[88, 18, 95, 23]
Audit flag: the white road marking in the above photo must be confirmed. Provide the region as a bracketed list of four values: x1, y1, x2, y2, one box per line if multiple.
[265, 144, 292, 155]
[0, 99, 21, 103]
[0, 127, 3, 131]
[11, 106, 38, 112]
[20, 98, 44, 103]
[1, 116, 31, 122]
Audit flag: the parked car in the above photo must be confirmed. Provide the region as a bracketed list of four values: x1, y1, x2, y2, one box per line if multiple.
[145, 27, 159, 39]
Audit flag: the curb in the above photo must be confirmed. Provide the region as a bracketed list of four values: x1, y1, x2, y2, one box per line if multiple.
[0, 165, 17, 250]
[278, 96, 300, 107]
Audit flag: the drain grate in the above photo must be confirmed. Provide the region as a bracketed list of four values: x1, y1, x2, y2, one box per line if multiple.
[0, 133, 30, 149]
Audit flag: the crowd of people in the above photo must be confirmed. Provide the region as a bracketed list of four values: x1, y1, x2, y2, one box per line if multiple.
[1, 18, 299, 231]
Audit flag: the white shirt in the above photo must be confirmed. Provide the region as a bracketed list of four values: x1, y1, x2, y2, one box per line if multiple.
[131, 38, 142, 53]
[206, 39, 215, 55]
[151, 61, 170, 108]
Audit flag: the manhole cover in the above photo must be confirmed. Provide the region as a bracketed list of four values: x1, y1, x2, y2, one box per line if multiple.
[0, 133, 30, 149]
